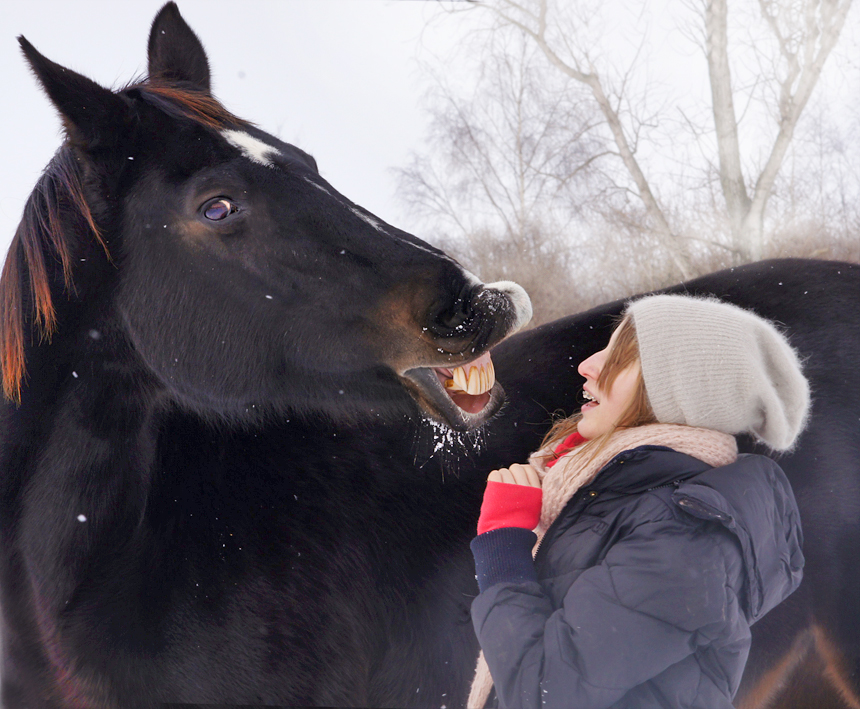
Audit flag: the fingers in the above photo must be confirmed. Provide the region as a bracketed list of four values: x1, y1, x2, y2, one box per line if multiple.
[521, 464, 541, 488]
[487, 463, 541, 488]
[487, 469, 504, 483]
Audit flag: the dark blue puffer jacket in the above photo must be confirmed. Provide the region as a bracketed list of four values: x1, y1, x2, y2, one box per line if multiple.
[470, 447, 804, 709]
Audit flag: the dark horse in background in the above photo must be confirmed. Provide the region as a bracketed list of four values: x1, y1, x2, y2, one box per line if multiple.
[1, 4, 857, 708]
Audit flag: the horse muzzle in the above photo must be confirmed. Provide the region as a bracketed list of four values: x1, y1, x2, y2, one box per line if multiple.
[401, 281, 532, 431]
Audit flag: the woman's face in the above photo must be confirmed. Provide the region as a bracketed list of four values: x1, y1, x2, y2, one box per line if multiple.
[576, 326, 641, 439]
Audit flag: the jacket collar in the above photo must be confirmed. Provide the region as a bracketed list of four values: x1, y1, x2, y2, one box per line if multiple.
[532, 424, 738, 536]
[591, 446, 713, 494]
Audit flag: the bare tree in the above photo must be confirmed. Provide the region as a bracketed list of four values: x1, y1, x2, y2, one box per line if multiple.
[399, 0, 857, 323]
[397, 33, 616, 323]
[706, 0, 854, 259]
[766, 96, 860, 262]
[460, 0, 853, 263]
[469, 0, 701, 278]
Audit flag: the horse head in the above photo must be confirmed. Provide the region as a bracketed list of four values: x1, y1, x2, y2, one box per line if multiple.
[2, 2, 531, 431]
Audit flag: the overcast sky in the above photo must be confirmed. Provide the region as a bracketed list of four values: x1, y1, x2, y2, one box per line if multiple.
[1, 0, 472, 258]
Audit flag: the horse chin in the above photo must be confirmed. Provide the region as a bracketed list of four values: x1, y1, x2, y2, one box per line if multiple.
[401, 367, 506, 432]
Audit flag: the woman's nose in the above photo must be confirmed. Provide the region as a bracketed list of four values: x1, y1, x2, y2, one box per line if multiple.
[578, 350, 601, 380]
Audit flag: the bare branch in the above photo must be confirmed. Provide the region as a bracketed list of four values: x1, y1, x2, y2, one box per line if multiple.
[479, 0, 694, 277]
[745, 0, 854, 258]
[705, 0, 752, 246]
[399, 0, 857, 316]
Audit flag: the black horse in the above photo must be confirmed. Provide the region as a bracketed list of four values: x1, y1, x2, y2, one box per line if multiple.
[1, 4, 857, 708]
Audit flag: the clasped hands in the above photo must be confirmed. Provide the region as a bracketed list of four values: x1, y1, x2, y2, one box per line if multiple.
[477, 463, 543, 535]
[487, 463, 542, 488]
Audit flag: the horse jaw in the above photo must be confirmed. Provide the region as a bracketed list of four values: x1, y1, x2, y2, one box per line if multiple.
[401, 366, 507, 432]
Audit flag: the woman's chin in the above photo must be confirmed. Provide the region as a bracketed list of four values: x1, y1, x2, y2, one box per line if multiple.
[577, 415, 608, 440]
[575, 420, 593, 439]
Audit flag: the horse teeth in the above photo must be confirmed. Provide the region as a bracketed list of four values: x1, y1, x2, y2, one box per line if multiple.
[465, 366, 477, 395]
[471, 366, 481, 395]
[483, 361, 495, 392]
[453, 366, 468, 392]
[447, 360, 495, 396]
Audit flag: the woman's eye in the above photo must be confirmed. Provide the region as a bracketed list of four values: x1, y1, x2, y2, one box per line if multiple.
[203, 198, 238, 221]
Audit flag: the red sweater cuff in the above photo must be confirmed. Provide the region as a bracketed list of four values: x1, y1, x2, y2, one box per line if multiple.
[477, 481, 543, 535]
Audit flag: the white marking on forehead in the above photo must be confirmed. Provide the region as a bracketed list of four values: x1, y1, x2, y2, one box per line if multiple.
[222, 129, 282, 167]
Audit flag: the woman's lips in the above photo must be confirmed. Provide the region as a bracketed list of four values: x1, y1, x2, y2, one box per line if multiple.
[582, 387, 599, 412]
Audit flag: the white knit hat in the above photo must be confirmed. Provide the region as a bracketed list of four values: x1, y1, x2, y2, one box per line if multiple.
[626, 295, 810, 451]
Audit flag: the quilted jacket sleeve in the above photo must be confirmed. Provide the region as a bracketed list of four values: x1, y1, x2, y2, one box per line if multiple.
[470, 518, 738, 709]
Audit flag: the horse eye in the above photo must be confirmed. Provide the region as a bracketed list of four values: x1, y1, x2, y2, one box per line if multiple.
[203, 198, 238, 221]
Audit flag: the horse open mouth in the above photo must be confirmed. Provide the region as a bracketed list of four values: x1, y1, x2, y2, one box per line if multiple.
[403, 353, 505, 432]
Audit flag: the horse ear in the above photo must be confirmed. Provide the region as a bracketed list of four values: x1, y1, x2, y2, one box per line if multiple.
[148, 3, 211, 93]
[18, 37, 131, 151]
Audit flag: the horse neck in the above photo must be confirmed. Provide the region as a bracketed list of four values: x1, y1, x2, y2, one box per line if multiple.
[12, 318, 165, 613]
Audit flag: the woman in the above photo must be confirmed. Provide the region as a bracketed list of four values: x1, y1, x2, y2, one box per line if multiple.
[467, 294, 809, 709]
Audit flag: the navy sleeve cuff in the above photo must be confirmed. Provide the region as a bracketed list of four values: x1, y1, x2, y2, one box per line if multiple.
[470, 527, 538, 593]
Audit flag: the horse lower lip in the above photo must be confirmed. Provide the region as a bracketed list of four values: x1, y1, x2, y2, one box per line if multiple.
[403, 366, 504, 431]
[448, 389, 492, 415]
[437, 369, 494, 413]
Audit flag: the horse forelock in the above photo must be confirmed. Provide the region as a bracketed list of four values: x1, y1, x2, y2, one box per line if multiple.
[0, 149, 104, 403]
[131, 78, 249, 131]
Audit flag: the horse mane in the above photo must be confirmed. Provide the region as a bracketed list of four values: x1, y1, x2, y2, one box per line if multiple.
[0, 80, 246, 402]
[131, 77, 249, 131]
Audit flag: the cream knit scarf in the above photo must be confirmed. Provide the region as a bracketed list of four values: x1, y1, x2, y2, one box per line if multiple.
[466, 424, 738, 709]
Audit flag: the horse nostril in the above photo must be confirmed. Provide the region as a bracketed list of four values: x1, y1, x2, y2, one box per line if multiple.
[435, 299, 471, 331]
[431, 283, 480, 335]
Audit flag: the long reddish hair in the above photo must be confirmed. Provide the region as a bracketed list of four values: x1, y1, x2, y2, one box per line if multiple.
[540, 314, 657, 461]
